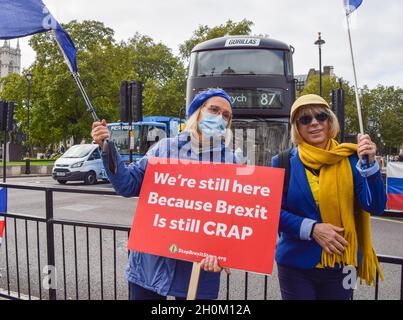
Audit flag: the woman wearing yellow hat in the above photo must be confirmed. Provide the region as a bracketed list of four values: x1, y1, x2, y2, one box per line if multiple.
[272, 94, 386, 300]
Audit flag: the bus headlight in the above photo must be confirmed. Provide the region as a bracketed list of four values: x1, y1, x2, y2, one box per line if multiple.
[71, 161, 84, 168]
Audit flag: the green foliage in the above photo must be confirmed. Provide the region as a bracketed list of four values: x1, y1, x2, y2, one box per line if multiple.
[1, 17, 400, 156]
[124, 33, 187, 117]
[2, 20, 121, 150]
[0, 21, 186, 150]
[0, 72, 30, 147]
[143, 66, 187, 117]
[0, 160, 55, 166]
[179, 19, 254, 61]
[361, 85, 403, 152]
[301, 75, 403, 152]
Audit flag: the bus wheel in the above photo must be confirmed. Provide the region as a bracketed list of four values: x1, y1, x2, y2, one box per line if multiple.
[84, 171, 97, 185]
[57, 180, 67, 185]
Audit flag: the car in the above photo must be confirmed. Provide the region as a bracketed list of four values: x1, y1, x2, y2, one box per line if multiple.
[52, 144, 108, 185]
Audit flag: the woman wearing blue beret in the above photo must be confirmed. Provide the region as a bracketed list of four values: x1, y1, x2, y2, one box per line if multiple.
[92, 88, 235, 300]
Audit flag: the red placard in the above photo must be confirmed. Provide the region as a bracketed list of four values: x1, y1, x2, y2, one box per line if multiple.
[0, 219, 4, 239]
[128, 158, 284, 275]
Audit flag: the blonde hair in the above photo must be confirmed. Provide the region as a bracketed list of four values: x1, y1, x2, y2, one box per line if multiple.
[291, 104, 340, 145]
[184, 106, 203, 135]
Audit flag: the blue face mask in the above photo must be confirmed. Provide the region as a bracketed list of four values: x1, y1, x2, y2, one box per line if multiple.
[198, 111, 227, 138]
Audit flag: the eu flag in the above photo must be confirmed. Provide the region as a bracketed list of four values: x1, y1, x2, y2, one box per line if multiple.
[0, 187, 6, 246]
[0, 187, 6, 213]
[344, 0, 363, 14]
[0, 0, 78, 73]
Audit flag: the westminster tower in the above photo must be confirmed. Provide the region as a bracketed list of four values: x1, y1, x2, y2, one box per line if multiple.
[0, 40, 21, 79]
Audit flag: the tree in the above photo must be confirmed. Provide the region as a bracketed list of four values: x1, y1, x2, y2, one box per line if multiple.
[361, 85, 403, 153]
[0, 21, 187, 151]
[300, 75, 403, 153]
[143, 65, 187, 117]
[123, 33, 187, 117]
[179, 19, 254, 61]
[0, 73, 27, 147]
[5, 20, 122, 149]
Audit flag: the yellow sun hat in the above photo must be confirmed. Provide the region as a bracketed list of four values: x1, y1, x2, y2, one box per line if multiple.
[290, 94, 331, 123]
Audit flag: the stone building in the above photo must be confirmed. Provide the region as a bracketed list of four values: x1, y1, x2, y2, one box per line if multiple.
[295, 65, 335, 92]
[0, 40, 21, 80]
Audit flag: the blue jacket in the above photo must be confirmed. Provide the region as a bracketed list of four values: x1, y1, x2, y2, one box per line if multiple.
[271, 147, 386, 269]
[102, 132, 238, 299]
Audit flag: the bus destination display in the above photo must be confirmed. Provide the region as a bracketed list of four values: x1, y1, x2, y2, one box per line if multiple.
[225, 88, 283, 109]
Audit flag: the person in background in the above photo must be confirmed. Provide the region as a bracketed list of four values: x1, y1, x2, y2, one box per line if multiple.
[272, 94, 386, 300]
[91, 88, 235, 300]
[375, 155, 384, 170]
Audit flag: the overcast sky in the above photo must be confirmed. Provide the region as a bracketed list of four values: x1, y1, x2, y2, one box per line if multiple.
[10, 0, 403, 88]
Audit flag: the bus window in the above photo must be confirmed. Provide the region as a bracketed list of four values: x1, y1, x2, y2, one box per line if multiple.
[109, 125, 140, 156]
[144, 126, 166, 152]
[232, 120, 291, 166]
[285, 52, 294, 77]
[192, 49, 285, 77]
[188, 52, 196, 80]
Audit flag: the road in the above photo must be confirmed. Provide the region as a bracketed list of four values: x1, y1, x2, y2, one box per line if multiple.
[0, 176, 402, 300]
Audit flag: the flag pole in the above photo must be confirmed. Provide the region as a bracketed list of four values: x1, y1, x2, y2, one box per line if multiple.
[345, 9, 365, 135]
[71, 71, 118, 173]
[345, 6, 370, 167]
[53, 30, 100, 122]
[53, 31, 118, 173]
[187, 262, 201, 300]
[71, 72, 100, 122]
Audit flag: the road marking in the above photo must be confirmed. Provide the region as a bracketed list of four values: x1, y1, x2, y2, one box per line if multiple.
[102, 195, 137, 199]
[372, 217, 403, 224]
[59, 204, 99, 212]
[0, 288, 39, 300]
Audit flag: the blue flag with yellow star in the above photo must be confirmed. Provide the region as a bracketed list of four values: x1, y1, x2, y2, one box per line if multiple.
[0, 0, 77, 73]
[344, 0, 363, 14]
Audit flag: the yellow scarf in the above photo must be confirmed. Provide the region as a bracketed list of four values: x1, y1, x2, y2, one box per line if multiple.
[299, 139, 383, 285]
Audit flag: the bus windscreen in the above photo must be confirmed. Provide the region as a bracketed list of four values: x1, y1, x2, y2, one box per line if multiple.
[192, 49, 285, 77]
[109, 125, 140, 155]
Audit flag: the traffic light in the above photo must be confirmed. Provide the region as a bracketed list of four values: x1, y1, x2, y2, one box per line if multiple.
[6, 102, 14, 132]
[336, 87, 345, 142]
[119, 80, 143, 122]
[130, 80, 143, 122]
[331, 89, 337, 113]
[331, 88, 345, 142]
[0, 101, 6, 131]
[0, 101, 14, 132]
[119, 80, 130, 122]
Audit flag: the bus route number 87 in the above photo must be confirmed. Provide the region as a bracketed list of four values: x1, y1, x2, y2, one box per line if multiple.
[260, 93, 276, 107]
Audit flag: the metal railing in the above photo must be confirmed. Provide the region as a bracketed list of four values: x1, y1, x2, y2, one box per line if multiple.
[0, 183, 402, 300]
[375, 255, 403, 300]
[0, 183, 130, 300]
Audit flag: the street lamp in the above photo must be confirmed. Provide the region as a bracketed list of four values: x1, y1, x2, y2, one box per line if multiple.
[25, 72, 33, 174]
[314, 32, 326, 97]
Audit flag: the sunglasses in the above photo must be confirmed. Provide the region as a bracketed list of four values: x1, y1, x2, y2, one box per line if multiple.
[297, 112, 329, 125]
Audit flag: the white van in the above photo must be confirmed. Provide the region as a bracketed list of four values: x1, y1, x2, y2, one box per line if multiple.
[52, 144, 108, 185]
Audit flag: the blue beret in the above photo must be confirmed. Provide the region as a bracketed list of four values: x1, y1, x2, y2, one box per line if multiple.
[187, 88, 233, 118]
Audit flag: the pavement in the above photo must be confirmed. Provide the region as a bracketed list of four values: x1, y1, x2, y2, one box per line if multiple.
[0, 176, 402, 300]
